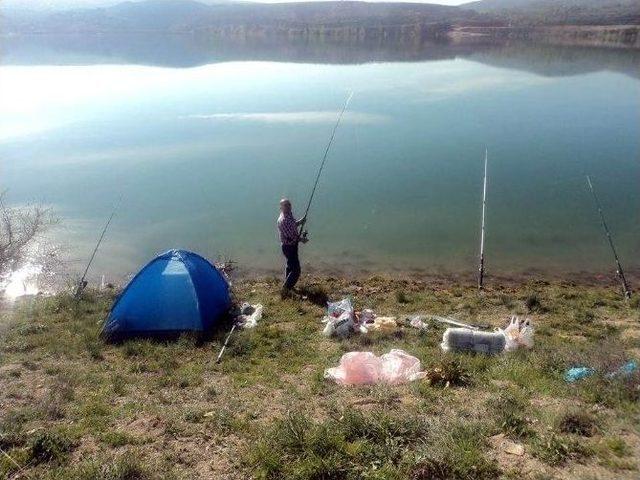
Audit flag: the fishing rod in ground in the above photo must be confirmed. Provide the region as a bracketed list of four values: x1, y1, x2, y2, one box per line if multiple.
[478, 148, 488, 290]
[298, 92, 354, 239]
[585, 175, 631, 299]
[74, 196, 123, 298]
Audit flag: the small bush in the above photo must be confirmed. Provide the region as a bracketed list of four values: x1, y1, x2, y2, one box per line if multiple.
[524, 294, 546, 313]
[425, 358, 470, 388]
[112, 374, 127, 396]
[80, 455, 153, 480]
[101, 431, 138, 448]
[498, 294, 515, 309]
[531, 432, 590, 466]
[122, 341, 143, 358]
[411, 459, 453, 480]
[557, 410, 598, 437]
[0, 431, 24, 450]
[30, 431, 74, 464]
[85, 338, 104, 360]
[184, 409, 204, 423]
[395, 290, 410, 304]
[17, 323, 47, 335]
[412, 422, 501, 480]
[249, 408, 432, 479]
[573, 309, 595, 325]
[205, 386, 218, 399]
[604, 437, 631, 457]
[489, 390, 533, 439]
[45, 374, 75, 415]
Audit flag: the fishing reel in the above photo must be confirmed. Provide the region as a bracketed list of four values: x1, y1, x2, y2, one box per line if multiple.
[300, 230, 309, 243]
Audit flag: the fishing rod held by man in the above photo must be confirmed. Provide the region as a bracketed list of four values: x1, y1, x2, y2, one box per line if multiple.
[276, 92, 353, 296]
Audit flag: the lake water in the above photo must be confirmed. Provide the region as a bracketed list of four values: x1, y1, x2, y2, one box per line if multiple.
[1, 35, 639, 285]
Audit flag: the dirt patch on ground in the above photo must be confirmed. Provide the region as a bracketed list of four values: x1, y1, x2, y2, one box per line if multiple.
[488, 433, 550, 477]
[620, 328, 640, 341]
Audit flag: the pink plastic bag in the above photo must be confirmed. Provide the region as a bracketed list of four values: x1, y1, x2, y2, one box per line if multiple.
[324, 349, 426, 385]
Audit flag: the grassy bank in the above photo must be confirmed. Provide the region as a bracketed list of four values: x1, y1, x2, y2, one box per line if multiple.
[1, 276, 639, 479]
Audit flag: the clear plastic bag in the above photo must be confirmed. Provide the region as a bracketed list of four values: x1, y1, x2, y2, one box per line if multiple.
[239, 304, 263, 329]
[502, 316, 534, 351]
[322, 298, 355, 337]
[409, 315, 429, 331]
[327, 298, 353, 318]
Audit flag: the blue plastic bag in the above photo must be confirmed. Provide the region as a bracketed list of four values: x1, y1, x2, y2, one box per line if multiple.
[565, 367, 595, 383]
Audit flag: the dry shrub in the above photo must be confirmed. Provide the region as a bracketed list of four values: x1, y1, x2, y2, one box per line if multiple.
[425, 359, 470, 388]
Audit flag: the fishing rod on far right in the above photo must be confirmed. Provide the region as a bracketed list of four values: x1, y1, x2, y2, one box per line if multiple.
[585, 175, 632, 300]
[298, 92, 354, 241]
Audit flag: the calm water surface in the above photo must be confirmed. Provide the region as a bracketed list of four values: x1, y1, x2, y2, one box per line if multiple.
[1, 37, 639, 282]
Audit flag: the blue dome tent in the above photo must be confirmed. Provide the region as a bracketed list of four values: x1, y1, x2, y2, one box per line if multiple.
[102, 249, 231, 340]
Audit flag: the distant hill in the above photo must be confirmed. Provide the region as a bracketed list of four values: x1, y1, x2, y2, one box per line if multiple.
[0, 0, 234, 12]
[3, 0, 638, 37]
[1, 0, 496, 34]
[464, 0, 640, 25]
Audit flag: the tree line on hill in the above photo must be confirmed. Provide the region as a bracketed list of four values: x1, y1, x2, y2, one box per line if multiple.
[1, 0, 638, 35]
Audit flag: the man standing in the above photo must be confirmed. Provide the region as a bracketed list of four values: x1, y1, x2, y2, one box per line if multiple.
[277, 198, 307, 293]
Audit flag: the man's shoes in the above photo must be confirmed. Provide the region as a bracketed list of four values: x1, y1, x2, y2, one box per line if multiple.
[280, 287, 302, 300]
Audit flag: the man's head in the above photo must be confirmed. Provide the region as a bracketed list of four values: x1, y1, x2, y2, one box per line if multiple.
[280, 198, 292, 214]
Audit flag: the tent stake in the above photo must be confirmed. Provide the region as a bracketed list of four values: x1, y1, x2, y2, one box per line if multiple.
[216, 323, 237, 364]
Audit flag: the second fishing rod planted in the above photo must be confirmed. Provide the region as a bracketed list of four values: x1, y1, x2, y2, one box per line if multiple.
[298, 92, 354, 239]
[586, 175, 631, 300]
[478, 148, 488, 290]
[75, 196, 123, 298]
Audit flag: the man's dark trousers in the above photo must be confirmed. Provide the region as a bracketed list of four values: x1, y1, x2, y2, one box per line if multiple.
[282, 243, 301, 290]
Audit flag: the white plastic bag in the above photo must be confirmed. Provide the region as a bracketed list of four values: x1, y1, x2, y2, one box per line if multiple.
[238, 304, 263, 329]
[409, 316, 429, 331]
[324, 349, 426, 385]
[502, 316, 534, 351]
[322, 298, 355, 337]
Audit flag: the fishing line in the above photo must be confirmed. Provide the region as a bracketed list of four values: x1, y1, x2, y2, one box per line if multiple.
[299, 92, 354, 234]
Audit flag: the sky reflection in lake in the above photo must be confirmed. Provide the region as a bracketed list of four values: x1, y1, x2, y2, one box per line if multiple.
[2, 39, 639, 282]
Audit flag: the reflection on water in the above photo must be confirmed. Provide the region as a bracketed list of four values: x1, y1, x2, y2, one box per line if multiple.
[1, 35, 639, 284]
[3, 263, 42, 301]
[2, 33, 640, 78]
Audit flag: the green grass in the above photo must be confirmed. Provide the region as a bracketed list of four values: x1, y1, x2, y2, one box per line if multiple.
[1, 276, 639, 479]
